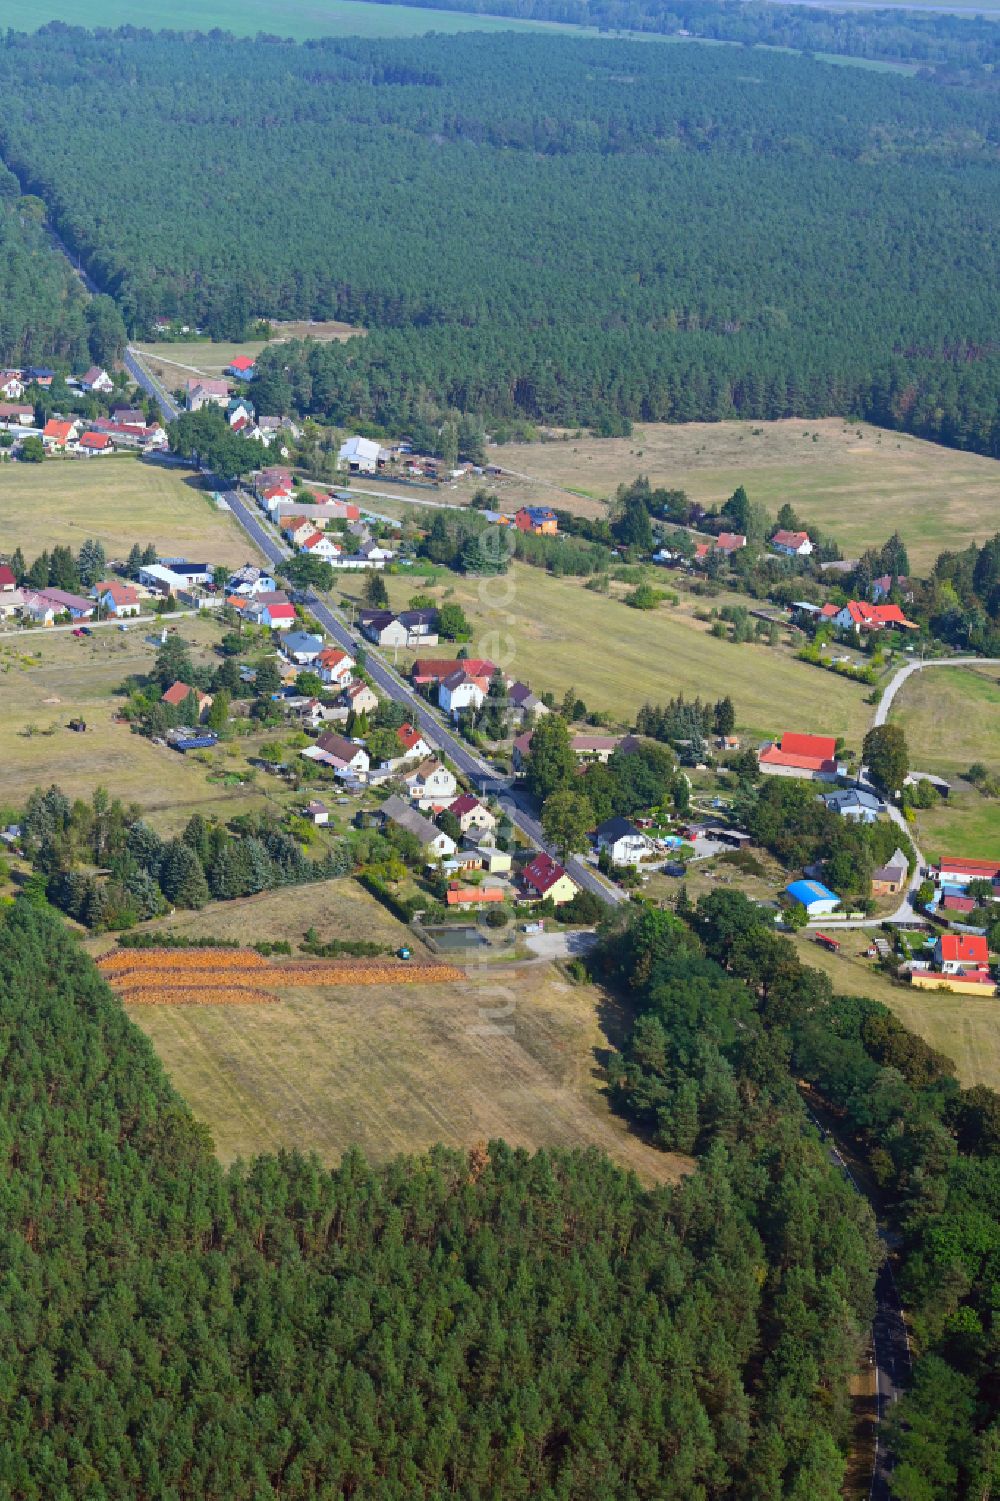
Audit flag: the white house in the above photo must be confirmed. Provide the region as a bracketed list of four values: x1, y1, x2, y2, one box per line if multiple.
[0, 373, 25, 399]
[357, 540, 395, 565]
[307, 732, 370, 778]
[380, 794, 456, 858]
[299, 531, 342, 560]
[822, 788, 884, 823]
[404, 757, 458, 810]
[596, 816, 651, 867]
[438, 667, 493, 718]
[185, 378, 230, 411]
[80, 366, 114, 395]
[447, 794, 497, 834]
[770, 529, 813, 558]
[338, 435, 384, 475]
[281, 631, 325, 665]
[316, 646, 356, 687]
[93, 581, 142, 618]
[228, 565, 277, 597]
[305, 799, 329, 826]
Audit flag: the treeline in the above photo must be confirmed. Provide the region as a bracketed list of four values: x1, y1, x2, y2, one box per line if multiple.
[420, 506, 611, 576]
[0, 898, 886, 1496]
[0, 32, 998, 455]
[359, 0, 1000, 72]
[22, 784, 350, 928]
[620, 889, 1000, 1496]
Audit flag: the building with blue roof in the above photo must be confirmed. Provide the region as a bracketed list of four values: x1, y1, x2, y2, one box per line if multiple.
[785, 879, 840, 916]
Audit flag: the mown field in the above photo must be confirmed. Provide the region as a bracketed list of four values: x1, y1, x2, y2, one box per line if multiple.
[135, 323, 364, 387]
[889, 665, 1000, 861]
[343, 562, 872, 743]
[0, 457, 259, 567]
[488, 419, 1000, 570]
[24, 0, 553, 36]
[128, 959, 689, 1183]
[0, 618, 267, 822]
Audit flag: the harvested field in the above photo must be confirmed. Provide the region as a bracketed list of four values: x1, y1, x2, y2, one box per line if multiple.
[268, 959, 465, 986]
[99, 946, 270, 974]
[118, 985, 279, 1006]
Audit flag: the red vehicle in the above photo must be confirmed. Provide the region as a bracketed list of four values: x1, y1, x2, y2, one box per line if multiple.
[814, 932, 841, 954]
[72, 628, 84, 638]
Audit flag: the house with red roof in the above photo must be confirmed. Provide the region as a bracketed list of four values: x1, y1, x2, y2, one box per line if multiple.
[396, 721, 433, 760]
[316, 646, 355, 686]
[715, 532, 747, 555]
[412, 658, 496, 688]
[0, 402, 34, 427]
[262, 602, 297, 629]
[93, 580, 141, 617]
[77, 431, 113, 455]
[161, 681, 213, 719]
[771, 529, 813, 557]
[299, 530, 341, 559]
[934, 933, 990, 975]
[519, 851, 577, 905]
[447, 794, 497, 834]
[41, 418, 80, 451]
[0, 564, 16, 592]
[439, 665, 495, 718]
[185, 378, 230, 411]
[833, 600, 917, 632]
[446, 884, 505, 907]
[937, 856, 1000, 887]
[759, 731, 844, 783]
[225, 355, 257, 378]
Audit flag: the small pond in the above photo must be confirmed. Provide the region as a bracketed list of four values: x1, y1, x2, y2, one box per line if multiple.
[424, 926, 490, 952]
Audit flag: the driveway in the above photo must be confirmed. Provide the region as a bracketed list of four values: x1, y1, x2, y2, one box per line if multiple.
[524, 929, 598, 960]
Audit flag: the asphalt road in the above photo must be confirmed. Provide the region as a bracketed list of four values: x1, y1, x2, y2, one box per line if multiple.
[218, 483, 623, 907]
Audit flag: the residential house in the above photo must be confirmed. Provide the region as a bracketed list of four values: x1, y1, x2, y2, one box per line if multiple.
[447, 793, 497, 834]
[771, 529, 813, 558]
[80, 366, 113, 394]
[759, 732, 844, 783]
[92, 580, 141, 617]
[139, 561, 213, 595]
[41, 418, 81, 451]
[22, 593, 56, 625]
[255, 466, 293, 497]
[872, 849, 908, 898]
[413, 657, 496, 689]
[822, 788, 884, 823]
[225, 355, 257, 379]
[299, 530, 342, 561]
[357, 539, 395, 565]
[228, 565, 277, 597]
[342, 681, 379, 717]
[0, 403, 34, 428]
[29, 586, 94, 620]
[26, 368, 55, 388]
[871, 574, 914, 604]
[904, 771, 951, 800]
[0, 564, 16, 592]
[315, 646, 355, 687]
[446, 885, 505, 908]
[77, 432, 114, 456]
[282, 631, 325, 665]
[404, 757, 458, 810]
[0, 374, 25, 399]
[508, 681, 547, 726]
[185, 378, 230, 411]
[161, 681, 213, 719]
[359, 609, 439, 649]
[936, 856, 1000, 888]
[520, 851, 577, 905]
[439, 665, 494, 718]
[514, 506, 558, 535]
[512, 730, 641, 773]
[596, 816, 651, 867]
[0, 588, 27, 620]
[934, 933, 990, 975]
[305, 799, 329, 826]
[785, 879, 841, 917]
[338, 435, 385, 474]
[833, 600, 917, 633]
[715, 532, 747, 556]
[262, 601, 297, 630]
[379, 793, 456, 857]
[942, 894, 976, 917]
[111, 407, 146, 425]
[227, 398, 254, 431]
[280, 517, 315, 547]
[306, 732, 370, 778]
[395, 722, 433, 761]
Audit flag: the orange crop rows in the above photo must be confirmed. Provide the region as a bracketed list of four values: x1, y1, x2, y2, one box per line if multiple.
[98, 946, 464, 1006]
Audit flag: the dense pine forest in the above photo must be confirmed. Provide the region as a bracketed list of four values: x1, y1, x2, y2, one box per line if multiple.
[1, 29, 998, 453]
[0, 169, 99, 366]
[0, 901, 881, 1497]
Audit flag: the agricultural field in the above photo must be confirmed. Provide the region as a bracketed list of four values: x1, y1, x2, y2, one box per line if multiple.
[0, 618, 267, 823]
[0, 457, 260, 567]
[889, 665, 1000, 861]
[22, 0, 556, 37]
[135, 322, 364, 387]
[487, 419, 1000, 570]
[340, 562, 872, 743]
[791, 933, 1000, 1093]
[126, 957, 689, 1184]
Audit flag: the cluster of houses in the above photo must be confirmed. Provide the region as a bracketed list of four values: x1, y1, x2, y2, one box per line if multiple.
[184, 378, 300, 450]
[0, 563, 145, 625]
[409, 658, 548, 723]
[0, 367, 169, 456]
[906, 862, 997, 994]
[250, 466, 397, 571]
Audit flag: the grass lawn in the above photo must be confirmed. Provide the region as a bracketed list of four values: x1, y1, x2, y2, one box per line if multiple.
[127, 962, 690, 1184]
[345, 562, 871, 742]
[905, 794, 999, 864]
[488, 418, 1000, 570]
[0, 618, 269, 824]
[0, 456, 261, 567]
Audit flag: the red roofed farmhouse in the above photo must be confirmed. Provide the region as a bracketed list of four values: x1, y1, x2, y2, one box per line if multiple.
[833, 600, 917, 632]
[759, 731, 843, 782]
[934, 933, 990, 974]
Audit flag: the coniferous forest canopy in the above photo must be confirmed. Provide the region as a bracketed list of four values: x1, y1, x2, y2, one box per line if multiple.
[1, 29, 999, 453]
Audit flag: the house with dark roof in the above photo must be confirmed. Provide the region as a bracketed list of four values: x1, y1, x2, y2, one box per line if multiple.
[595, 816, 650, 867]
[519, 851, 577, 905]
[514, 506, 558, 535]
[360, 608, 439, 648]
[822, 788, 883, 823]
[378, 793, 456, 857]
[872, 848, 908, 897]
